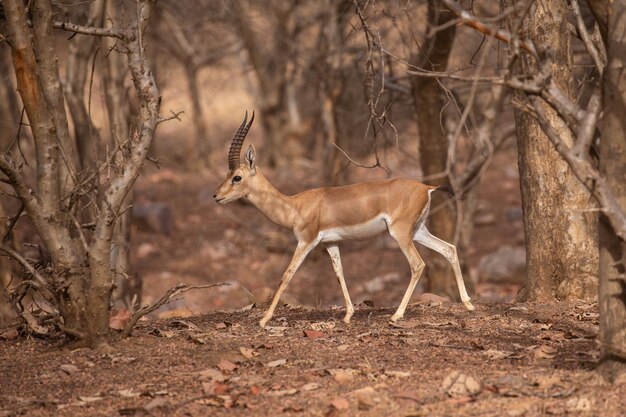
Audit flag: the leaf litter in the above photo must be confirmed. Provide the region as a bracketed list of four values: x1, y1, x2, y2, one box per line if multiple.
[2, 302, 623, 416]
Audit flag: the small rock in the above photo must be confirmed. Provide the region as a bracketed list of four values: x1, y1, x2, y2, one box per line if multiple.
[415, 293, 450, 306]
[478, 245, 526, 283]
[350, 386, 379, 409]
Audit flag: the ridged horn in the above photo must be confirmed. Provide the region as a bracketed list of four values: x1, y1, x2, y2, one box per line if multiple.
[228, 111, 255, 171]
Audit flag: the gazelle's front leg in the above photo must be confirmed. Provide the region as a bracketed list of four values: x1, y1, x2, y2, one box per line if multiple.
[259, 241, 317, 328]
[325, 244, 354, 323]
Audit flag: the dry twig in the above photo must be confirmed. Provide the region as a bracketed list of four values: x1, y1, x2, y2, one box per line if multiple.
[121, 282, 230, 337]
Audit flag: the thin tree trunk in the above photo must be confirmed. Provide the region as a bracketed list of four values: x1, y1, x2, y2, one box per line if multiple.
[506, 0, 598, 301]
[232, 0, 304, 167]
[101, 1, 139, 309]
[598, 0, 626, 381]
[409, 0, 458, 299]
[64, 0, 105, 170]
[186, 66, 210, 169]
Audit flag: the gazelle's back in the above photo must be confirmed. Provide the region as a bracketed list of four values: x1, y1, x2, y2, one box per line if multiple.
[291, 179, 434, 231]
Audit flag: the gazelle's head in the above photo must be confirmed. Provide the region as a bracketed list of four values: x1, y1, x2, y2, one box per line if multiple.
[213, 112, 258, 204]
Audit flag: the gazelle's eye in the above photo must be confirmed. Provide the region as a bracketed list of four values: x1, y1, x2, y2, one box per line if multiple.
[232, 175, 242, 183]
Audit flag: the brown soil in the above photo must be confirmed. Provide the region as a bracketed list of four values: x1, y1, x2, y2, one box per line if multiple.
[2, 301, 624, 417]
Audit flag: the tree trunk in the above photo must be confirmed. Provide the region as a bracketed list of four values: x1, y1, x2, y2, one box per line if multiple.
[598, 0, 626, 381]
[185, 66, 210, 169]
[506, 0, 598, 301]
[232, 0, 304, 167]
[101, 0, 139, 309]
[409, 0, 458, 299]
[63, 0, 105, 170]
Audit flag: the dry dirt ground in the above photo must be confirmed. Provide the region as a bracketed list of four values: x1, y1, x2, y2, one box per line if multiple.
[1, 301, 624, 417]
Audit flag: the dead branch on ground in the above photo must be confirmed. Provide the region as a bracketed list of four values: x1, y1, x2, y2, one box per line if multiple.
[121, 282, 231, 338]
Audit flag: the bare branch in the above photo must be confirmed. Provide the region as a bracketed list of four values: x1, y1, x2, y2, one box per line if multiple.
[121, 282, 230, 338]
[573, 84, 602, 158]
[332, 143, 390, 174]
[0, 243, 48, 288]
[569, 0, 606, 76]
[53, 21, 125, 40]
[441, 0, 538, 58]
[0, 155, 40, 214]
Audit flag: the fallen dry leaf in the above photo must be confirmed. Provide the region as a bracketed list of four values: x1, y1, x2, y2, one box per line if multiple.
[389, 320, 420, 329]
[239, 347, 259, 359]
[483, 349, 513, 360]
[301, 382, 321, 391]
[109, 308, 132, 331]
[384, 370, 411, 378]
[143, 397, 168, 412]
[304, 329, 326, 339]
[442, 370, 482, 397]
[169, 319, 201, 331]
[330, 397, 350, 410]
[202, 381, 230, 396]
[566, 396, 592, 412]
[77, 395, 103, 403]
[198, 368, 227, 382]
[60, 364, 79, 375]
[311, 321, 336, 332]
[533, 344, 558, 359]
[327, 368, 358, 384]
[217, 358, 239, 372]
[266, 358, 287, 368]
[267, 388, 298, 397]
[350, 386, 380, 409]
[0, 328, 19, 341]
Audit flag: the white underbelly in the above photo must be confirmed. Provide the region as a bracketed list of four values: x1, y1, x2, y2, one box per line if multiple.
[318, 215, 389, 243]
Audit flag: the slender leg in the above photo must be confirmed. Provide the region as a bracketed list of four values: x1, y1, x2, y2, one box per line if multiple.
[413, 224, 475, 311]
[388, 224, 426, 322]
[325, 244, 354, 323]
[259, 241, 316, 328]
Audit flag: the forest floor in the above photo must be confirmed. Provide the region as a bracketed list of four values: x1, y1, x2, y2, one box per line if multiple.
[1, 301, 624, 417]
[2, 145, 624, 416]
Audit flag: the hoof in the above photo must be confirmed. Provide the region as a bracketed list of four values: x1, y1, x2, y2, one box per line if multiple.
[342, 315, 353, 324]
[389, 314, 401, 323]
[259, 318, 268, 328]
[463, 300, 475, 311]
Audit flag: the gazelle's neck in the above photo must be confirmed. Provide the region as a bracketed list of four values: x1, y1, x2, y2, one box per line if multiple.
[246, 169, 294, 229]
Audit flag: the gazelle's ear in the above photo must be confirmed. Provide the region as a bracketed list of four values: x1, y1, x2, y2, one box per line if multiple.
[245, 145, 256, 174]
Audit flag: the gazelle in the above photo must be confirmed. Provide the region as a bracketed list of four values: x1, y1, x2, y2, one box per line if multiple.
[214, 112, 475, 328]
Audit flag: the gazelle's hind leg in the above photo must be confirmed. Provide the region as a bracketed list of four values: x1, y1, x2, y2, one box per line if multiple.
[325, 244, 354, 323]
[388, 223, 426, 322]
[413, 224, 475, 311]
